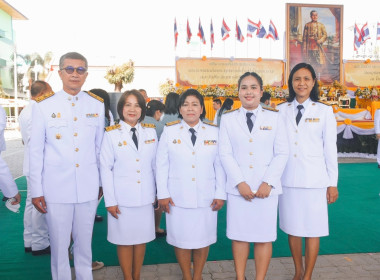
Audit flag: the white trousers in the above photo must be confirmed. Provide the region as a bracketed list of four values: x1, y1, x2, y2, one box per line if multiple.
[23, 177, 49, 250]
[377, 140, 380, 165]
[0, 155, 17, 198]
[46, 199, 97, 280]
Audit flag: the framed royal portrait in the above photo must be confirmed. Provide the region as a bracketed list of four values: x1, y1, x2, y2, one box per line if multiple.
[286, 3, 343, 84]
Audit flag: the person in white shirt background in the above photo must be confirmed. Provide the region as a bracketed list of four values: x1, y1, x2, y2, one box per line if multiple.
[277, 62, 338, 280]
[212, 98, 221, 125]
[19, 80, 51, 256]
[374, 108, 380, 168]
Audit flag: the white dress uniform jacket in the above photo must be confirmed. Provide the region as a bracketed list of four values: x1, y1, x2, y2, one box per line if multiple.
[156, 120, 226, 208]
[100, 121, 157, 207]
[19, 101, 35, 176]
[219, 106, 289, 195]
[277, 100, 338, 188]
[29, 90, 105, 203]
[0, 105, 6, 152]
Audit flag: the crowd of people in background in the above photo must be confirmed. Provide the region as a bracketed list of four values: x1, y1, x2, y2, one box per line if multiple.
[0, 51, 354, 280]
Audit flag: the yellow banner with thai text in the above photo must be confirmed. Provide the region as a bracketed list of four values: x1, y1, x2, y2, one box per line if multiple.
[344, 61, 380, 87]
[176, 58, 284, 87]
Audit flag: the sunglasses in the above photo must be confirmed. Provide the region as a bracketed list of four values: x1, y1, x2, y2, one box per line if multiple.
[60, 66, 87, 75]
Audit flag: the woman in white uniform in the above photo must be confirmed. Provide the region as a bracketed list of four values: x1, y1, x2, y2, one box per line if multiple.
[219, 72, 289, 280]
[100, 90, 157, 280]
[156, 89, 226, 280]
[277, 63, 339, 280]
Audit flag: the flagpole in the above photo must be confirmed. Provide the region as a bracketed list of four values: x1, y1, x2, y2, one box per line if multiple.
[247, 35, 249, 58]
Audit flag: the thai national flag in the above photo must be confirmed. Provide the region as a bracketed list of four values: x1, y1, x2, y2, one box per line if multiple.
[197, 18, 206, 44]
[236, 20, 244, 42]
[360, 22, 371, 44]
[174, 18, 178, 48]
[210, 19, 215, 50]
[354, 23, 362, 51]
[221, 18, 230, 41]
[266, 20, 279, 40]
[256, 21, 267, 38]
[247, 19, 259, 38]
[377, 22, 380, 40]
[186, 19, 192, 44]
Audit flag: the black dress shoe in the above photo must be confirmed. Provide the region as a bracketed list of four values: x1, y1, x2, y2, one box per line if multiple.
[32, 246, 51, 256]
[25, 247, 32, 253]
[95, 215, 103, 222]
[2, 196, 9, 201]
[155, 230, 167, 238]
[378, 164, 380, 169]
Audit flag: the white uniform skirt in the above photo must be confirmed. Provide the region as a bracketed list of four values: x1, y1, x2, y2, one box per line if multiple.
[227, 193, 278, 242]
[107, 204, 155, 245]
[166, 206, 217, 249]
[279, 187, 329, 237]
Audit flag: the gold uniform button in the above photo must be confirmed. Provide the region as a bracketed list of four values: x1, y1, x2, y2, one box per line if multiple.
[192, 152, 195, 155]
[137, 170, 140, 173]
[249, 165, 253, 169]
[137, 181, 141, 184]
[294, 154, 297, 157]
[249, 138, 253, 142]
[74, 132, 78, 137]
[74, 117, 77, 121]
[76, 164, 79, 167]
[136, 159, 140, 162]
[192, 165, 195, 168]
[295, 130, 298, 133]
[75, 148, 79, 152]
[192, 178, 195, 181]
[249, 152, 253, 155]
[295, 142, 298, 145]
[72, 103, 75, 106]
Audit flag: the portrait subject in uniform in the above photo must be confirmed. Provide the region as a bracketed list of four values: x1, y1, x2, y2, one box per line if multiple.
[219, 72, 289, 280]
[277, 62, 338, 280]
[156, 89, 226, 280]
[29, 52, 105, 280]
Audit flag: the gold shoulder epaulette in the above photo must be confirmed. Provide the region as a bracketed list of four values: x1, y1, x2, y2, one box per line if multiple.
[263, 106, 279, 112]
[86, 91, 104, 103]
[165, 120, 181, 126]
[317, 100, 331, 106]
[105, 124, 121, 132]
[276, 101, 287, 106]
[35, 91, 55, 103]
[223, 108, 238, 114]
[141, 123, 156, 128]
[203, 121, 217, 127]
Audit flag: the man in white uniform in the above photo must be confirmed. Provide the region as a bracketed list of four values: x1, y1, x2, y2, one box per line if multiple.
[29, 52, 105, 280]
[19, 81, 51, 255]
[375, 109, 380, 168]
[0, 105, 20, 205]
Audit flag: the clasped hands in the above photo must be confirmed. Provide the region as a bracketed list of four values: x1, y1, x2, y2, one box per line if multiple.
[157, 198, 224, 214]
[238, 182, 271, 201]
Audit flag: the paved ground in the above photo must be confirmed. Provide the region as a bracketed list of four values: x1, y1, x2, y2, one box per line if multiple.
[3, 129, 380, 280]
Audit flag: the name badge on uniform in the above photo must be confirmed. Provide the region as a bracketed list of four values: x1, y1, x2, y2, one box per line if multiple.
[204, 140, 217, 145]
[260, 126, 272, 130]
[86, 113, 99, 118]
[145, 139, 155, 144]
[305, 118, 320, 123]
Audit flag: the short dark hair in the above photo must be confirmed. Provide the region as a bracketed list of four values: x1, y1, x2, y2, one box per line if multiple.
[260, 91, 271, 103]
[164, 92, 180, 115]
[287, 62, 320, 102]
[178, 89, 205, 120]
[59, 52, 88, 69]
[310, 10, 317, 17]
[213, 98, 222, 105]
[218, 98, 234, 117]
[90, 88, 111, 122]
[31, 80, 50, 97]
[238, 72, 263, 91]
[117, 90, 146, 122]
[146, 100, 165, 117]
